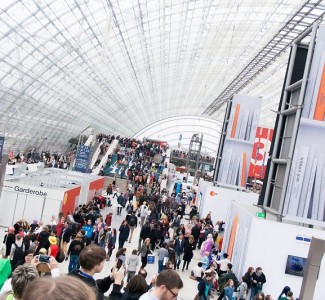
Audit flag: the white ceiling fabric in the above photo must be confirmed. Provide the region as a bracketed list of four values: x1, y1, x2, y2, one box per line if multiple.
[0, 0, 321, 152]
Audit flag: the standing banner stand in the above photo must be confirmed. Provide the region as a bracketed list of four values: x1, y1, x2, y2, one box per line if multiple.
[214, 95, 262, 188]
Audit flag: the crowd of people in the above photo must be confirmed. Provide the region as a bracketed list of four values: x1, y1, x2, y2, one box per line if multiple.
[171, 149, 215, 164]
[0, 137, 298, 300]
[0, 180, 296, 300]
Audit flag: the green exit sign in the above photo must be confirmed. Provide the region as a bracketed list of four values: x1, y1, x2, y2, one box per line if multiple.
[256, 212, 265, 218]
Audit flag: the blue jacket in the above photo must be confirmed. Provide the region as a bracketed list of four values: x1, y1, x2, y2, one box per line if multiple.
[82, 225, 93, 238]
[174, 238, 185, 254]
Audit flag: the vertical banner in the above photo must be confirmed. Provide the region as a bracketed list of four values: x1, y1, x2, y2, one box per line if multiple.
[248, 127, 274, 182]
[75, 145, 91, 173]
[0, 136, 4, 159]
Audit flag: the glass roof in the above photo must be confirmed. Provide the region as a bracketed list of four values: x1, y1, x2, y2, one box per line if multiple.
[133, 116, 222, 156]
[0, 0, 318, 153]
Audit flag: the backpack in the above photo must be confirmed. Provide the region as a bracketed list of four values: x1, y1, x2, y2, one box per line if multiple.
[12, 243, 24, 268]
[126, 204, 133, 213]
[56, 248, 65, 263]
[129, 216, 136, 227]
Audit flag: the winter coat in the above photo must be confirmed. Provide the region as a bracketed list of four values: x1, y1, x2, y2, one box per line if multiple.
[119, 225, 130, 241]
[127, 254, 139, 272]
[68, 269, 114, 300]
[140, 224, 151, 240]
[121, 291, 143, 300]
[183, 240, 195, 262]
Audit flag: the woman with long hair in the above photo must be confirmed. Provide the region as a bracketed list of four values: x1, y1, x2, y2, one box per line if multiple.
[244, 266, 255, 291]
[139, 238, 151, 269]
[182, 235, 196, 271]
[223, 279, 234, 300]
[122, 274, 148, 300]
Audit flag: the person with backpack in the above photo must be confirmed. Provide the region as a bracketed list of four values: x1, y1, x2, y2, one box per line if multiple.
[218, 263, 239, 300]
[126, 201, 134, 214]
[197, 272, 213, 300]
[9, 234, 25, 271]
[67, 233, 84, 272]
[127, 211, 138, 243]
[117, 195, 126, 215]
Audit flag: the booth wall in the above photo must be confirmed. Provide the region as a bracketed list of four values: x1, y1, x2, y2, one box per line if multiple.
[88, 177, 105, 201]
[221, 202, 254, 281]
[61, 186, 81, 216]
[198, 181, 258, 222]
[0, 181, 64, 227]
[314, 254, 325, 300]
[244, 211, 325, 298]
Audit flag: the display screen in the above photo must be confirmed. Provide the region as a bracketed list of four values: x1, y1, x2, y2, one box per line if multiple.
[285, 255, 307, 277]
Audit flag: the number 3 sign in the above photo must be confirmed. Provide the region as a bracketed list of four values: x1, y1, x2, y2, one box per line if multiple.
[248, 127, 274, 180]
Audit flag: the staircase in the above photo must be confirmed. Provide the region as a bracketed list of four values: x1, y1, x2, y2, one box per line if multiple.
[92, 139, 119, 175]
[103, 177, 129, 195]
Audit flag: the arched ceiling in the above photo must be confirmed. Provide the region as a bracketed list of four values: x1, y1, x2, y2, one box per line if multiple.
[0, 0, 323, 152]
[133, 116, 222, 156]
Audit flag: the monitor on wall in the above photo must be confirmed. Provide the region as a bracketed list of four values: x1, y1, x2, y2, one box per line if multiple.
[285, 255, 307, 277]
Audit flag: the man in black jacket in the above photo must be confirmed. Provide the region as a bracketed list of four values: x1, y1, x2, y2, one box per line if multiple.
[127, 211, 138, 243]
[68, 245, 124, 300]
[191, 223, 200, 249]
[138, 220, 151, 250]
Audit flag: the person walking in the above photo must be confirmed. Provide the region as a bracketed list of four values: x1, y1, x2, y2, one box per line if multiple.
[127, 249, 139, 282]
[157, 242, 169, 273]
[182, 235, 195, 271]
[251, 267, 266, 299]
[139, 202, 149, 226]
[174, 234, 185, 270]
[138, 220, 151, 250]
[118, 220, 130, 249]
[128, 211, 138, 243]
[197, 272, 213, 300]
[139, 238, 151, 269]
[67, 233, 84, 272]
[223, 279, 235, 300]
[107, 228, 117, 261]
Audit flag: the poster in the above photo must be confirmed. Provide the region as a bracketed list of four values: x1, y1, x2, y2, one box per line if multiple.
[248, 127, 274, 181]
[75, 145, 91, 173]
[0, 136, 4, 159]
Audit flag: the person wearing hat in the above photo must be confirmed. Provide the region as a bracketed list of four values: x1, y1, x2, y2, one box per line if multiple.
[48, 236, 59, 259]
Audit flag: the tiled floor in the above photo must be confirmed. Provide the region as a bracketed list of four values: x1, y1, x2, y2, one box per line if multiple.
[0, 204, 202, 300]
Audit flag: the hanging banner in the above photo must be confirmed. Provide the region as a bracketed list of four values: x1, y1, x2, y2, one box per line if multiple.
[0, 136, 4, 159]
[248, 127, 274, 180]
[75, 145, 91, 173]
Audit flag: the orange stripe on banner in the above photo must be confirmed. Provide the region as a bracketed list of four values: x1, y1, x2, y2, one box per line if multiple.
[314, 64, 325, 121]
[231, 104, 240, 138]
[241, 152, 246, 187]
[227, 215, 238, 260]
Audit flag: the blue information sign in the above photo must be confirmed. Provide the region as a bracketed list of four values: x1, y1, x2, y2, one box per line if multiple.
[75, 145, 91, 173]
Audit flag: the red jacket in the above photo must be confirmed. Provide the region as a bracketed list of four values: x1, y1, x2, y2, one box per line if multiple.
[56, 222, 64, 237]
[105, 214, 112, 227]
